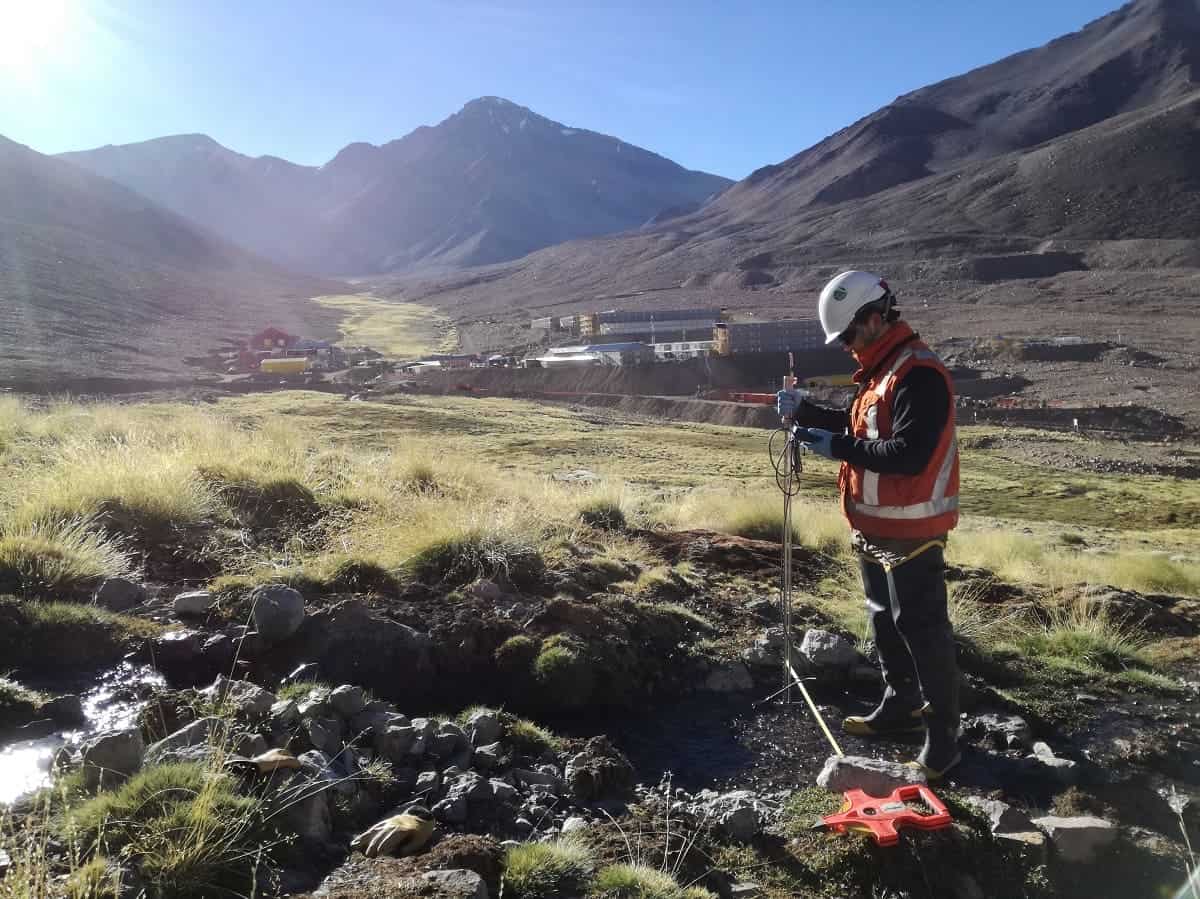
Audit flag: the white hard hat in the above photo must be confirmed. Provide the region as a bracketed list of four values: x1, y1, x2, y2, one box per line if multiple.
[818, 271, 890, 344]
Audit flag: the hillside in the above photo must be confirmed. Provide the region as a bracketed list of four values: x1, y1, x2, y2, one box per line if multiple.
[60, 98, 732, 274]
[0, 135, 342, 385]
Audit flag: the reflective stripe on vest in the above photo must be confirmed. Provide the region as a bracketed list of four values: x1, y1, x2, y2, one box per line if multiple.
[849, 434, 959, 520]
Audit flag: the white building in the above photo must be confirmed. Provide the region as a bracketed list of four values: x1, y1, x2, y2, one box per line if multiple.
[651, 339, 716, 361]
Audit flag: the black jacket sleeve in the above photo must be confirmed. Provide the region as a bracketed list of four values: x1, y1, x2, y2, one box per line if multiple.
[829, 367, 950, 476]
[793, 398, 851, 432]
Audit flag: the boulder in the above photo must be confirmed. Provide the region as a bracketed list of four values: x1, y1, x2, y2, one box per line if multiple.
[144, 717, 221, 766]
[433, 795, 469, 825]
[466, 579, 505, 602]
[93, 577, 145, 612]
[799, 629, 858, 671]
[203, 677, 276, 719]
[273, 772, 333, 844]
[963, 711, 1033, 750]
[173, 590, 214, 617]
[271, 699, 301, 728]
[564, 737, 635, 801]
[704, 661, 754, 693]
[489, 779, 518, 803]
[466, 710, 502, 746]
[702, 790, 771, 843]
[473, 742, 503, 771]
[308, 716, 344, 756]
[152, 629, 204, 671]
[81, 728, 144, 790]
[250, 585, 306, 644]
[816, 755, 926, 795]
[201, 634, 236, 670]
[1024, 754, 1079, 786]
[422, 869, 489, 899]
[375, 726, 416, 763]
[961, 796, 1035, 834]
[1032, 815, 1117, 863]
[330, 685, 366, 718]
[416, 769, 441, 795]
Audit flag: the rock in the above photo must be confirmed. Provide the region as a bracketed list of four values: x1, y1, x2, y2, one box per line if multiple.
[741, 627, 787, 669]
[513, 818, 533, 836]
[489, 779, 518, 803]
[1076, 585, 1195, 637]
[274, 773, 333, 844]
[561, 816, 588, 834]
[703, 791, 769, 843]
[81, 728, 144, 790]
[704, 661, 755, 693]
[40, 694, 85, 727]
[271, 699, 300, 727]
[201, 634, 236, 669]
[237, 733, 269, 757]
[144, 717, 221, 766]
[299, 750, 356, 797]
[1024, 754, 1079, 785]
[416, 769, 441, 796]
[14, 719, 57, 740]
[850, 665, 882, 686]
[422, 869, 488, 899]
[93, 577, 145, 612]
[1032, 815, 1117, 863]
[174, 590, 214, 617]
[329, 685, 366, 718]
[466, 710, 502, 746]
[152, 629, 204, 670]
[799, 629, 859, 670]
[297, 689, 332, 719]
[963, 711, 1033, 750]
[308, 716, 344, 756]
[204, 677, 276, 718]
[375, 726, 416, 763]
[994, 829, 1049, 861]
[816, 755, 926, 795]
[433, 795, 469, 825]
[1032, 741, 1055, 758]
[743, 597, 779, 621]
[565, 737, 635, 802]
[467, 579, 505, 602]
[730, 885, 762, 899]
[473, 742, 503, 771]
[250, 585, 306, 643]
[961, 796, 1035, 834]
[512, 768, 564, 793]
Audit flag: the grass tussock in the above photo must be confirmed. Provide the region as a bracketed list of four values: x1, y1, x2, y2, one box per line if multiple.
[503, 837, 594, 899]
[504, 715, 564, 756]
[64, 762, 273, 899]
[1011, 600, 1150, 673]
[0, 519, 130, 599]
[662, 488, 846, 555]
[0, 597, 160, 671]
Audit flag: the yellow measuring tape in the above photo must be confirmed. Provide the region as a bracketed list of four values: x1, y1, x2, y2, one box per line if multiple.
[787, 661, 845, 757]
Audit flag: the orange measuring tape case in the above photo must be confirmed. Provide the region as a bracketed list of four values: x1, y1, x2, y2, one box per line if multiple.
[820, 784, 953, 847]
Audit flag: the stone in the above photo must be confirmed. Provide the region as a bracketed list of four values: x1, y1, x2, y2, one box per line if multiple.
[308, 716, 344, 756]
[174, 590, 214, 617]
[274, 773, 333, 844]
[561, 816, 588, 834]
[145, 717, 221, 766]
[741, 627, 786, 668]
[236, 733, 268, 757]
[730, 885, 762, 899]
[1024, 754, 1079, 785]
[564, 737, 635, 801]
[799, 629, 859, 670]
[994, 829, 1049, 862]
[297, 689, 332, 719]
[93, 577, 146, 612]
[703, 791, 768, 843]
[473, 742, 503, 771]
[512, 768, 564, 793]
[963, 711, 1033, 750]
[81, 728, 144, 790]
[375, 726, 416, 763]
[466, 710, 502, 746]
[329, 685, 366, 718]
[1032, 815, 1117, 863]
[704, 661, 754, 693]
[489, 779, 518, 803]
[204, 677, 276, 718]
[1032, 741, 1054, 759]
[423, 869, 489, 899]
[816, 755, 926, 795]
[201, 634, 236, 669]
[467, 579, 505, 602]
[40, 694, 85, 727]
[513, 818, 533, 836]
[271, 699, 301, 727]
[416, 769, 441, 796]
[433, 795, 469, 825]
[250, 585, 306, 643]
[152, 629, 204, 668]
[410, 717, 437, 741]
[299, 750, 356, 797]
[961, 796, 1035, 834]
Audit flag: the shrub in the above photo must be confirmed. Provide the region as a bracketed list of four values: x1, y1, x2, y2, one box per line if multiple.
[579, 499, 626, 532]
[503, 837, 593, 899]
[533, 636, 596, 709]
[591, 864, 714, 899]
[0, 598, 159, 672]
[0, 519, 130, 599]
[65, 763, 272, 899]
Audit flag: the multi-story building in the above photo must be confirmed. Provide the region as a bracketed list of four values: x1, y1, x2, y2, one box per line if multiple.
[713, 320, 825, 356]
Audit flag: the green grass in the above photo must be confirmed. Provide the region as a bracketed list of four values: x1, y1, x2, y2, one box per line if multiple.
[591, 864, 714, 899]
[0, 519, 130, 599]
[405, 527, 546, 589]
[312, 294, 456, 359]
[1008, 601, 1150, 673]
[504, 715, 564, 756]
[64, 762, 273, 899]
[0, 597, 160, 671]
[0, 677, 45, 730]
[275, 680, 331, 703]
[503, 837, 594, 899]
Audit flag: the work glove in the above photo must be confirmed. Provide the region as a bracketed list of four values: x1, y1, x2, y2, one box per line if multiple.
[776, 388, 803, 422]
[796, 427, 835, 460]
[351, 808, 436, 858]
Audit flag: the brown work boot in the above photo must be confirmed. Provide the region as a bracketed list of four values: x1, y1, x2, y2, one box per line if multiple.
[909, 723, 962, 781]
[842, 697, 927, 738]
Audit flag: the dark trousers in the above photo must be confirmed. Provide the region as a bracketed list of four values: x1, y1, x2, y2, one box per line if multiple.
[859, 543, 959, 730]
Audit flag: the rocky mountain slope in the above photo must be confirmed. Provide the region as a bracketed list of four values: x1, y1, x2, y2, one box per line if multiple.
[60, 98, 731, 274]
[0, 135, 342, 385]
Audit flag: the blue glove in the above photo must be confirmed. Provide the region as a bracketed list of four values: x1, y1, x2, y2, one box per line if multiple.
[776, 389, 801, 421]
[796, 427, 835, 459]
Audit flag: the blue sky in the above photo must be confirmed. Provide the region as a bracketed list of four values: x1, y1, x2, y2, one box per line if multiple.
[1, 0, 1125, 179]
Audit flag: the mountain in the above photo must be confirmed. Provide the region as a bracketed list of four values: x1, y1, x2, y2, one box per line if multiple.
[0, 135, 342, 384]
[60, 98, 732, 274]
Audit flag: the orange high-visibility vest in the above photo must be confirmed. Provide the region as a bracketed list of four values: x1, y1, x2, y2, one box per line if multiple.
[838, 323, 959, 539]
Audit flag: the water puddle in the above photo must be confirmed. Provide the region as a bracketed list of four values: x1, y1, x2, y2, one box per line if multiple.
[0, 663, 164, 806]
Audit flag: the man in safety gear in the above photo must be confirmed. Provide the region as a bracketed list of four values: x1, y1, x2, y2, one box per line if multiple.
[776, 271, 961, 779]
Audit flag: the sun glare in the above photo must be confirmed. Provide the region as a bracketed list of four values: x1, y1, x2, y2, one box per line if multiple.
[0, 0, 79, 79]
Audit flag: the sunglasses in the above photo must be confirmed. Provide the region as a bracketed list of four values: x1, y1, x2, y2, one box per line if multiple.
[838, 323, 858, 346]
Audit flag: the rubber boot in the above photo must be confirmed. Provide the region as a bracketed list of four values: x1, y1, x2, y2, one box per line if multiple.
[842, 693, 927, 738]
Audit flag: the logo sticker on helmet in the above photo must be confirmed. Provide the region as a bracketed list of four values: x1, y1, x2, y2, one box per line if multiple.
[833, 286, 848, 301]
